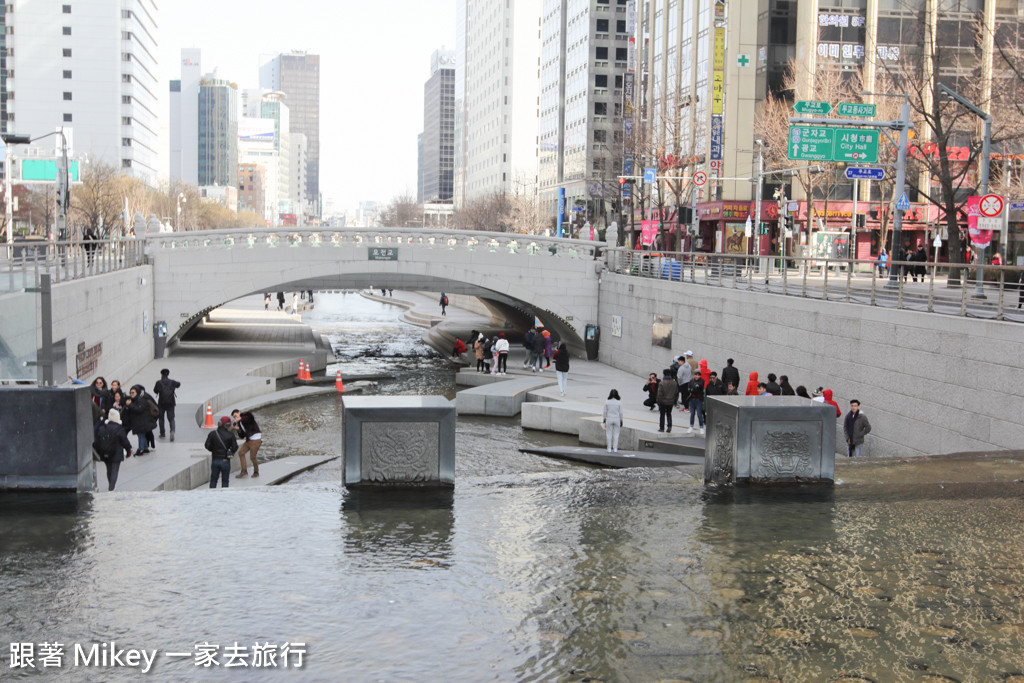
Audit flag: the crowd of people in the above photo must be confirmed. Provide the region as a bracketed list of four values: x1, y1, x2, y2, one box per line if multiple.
[632, 351, 870, 457]
[73, 369, 180, 491]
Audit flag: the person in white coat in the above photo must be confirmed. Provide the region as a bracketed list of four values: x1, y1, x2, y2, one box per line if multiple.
[602, 389, 624, 453]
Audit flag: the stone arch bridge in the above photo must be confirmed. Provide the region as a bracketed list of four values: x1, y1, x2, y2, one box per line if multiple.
[148, 227, 605, 349]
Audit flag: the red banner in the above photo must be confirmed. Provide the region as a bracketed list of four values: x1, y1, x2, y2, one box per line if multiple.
[641, 220, 658, 246]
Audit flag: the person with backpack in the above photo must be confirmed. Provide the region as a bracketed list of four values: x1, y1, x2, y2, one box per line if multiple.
[205, 416, 238, 488]
[482, 337, 493, 374]
[153, 368, 181, 442]
[439, 292, 448, 316]
[656, 368, 679, 433]
[686, 375, 706, 435]
[124, 385, 159, 455]
[93, 408, 133, 491]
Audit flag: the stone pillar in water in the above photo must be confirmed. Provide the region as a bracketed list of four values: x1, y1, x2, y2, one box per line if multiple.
[704, 396, 836, 485]
[342, 396, 455, 488]
[0, 385, 95, 491]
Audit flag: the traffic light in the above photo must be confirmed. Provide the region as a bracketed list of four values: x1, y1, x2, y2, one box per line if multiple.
[618, 176, 626, 185]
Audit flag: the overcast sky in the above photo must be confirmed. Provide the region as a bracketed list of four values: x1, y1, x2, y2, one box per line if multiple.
[160, 0, 456, 213]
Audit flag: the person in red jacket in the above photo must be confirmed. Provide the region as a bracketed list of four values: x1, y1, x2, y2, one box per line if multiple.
[452, 338, 467, 357]
[745, 371, 760, 396]
[823, 389, 841, 417]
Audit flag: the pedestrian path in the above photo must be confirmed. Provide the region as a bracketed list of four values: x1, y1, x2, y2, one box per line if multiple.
[98, 295, 335, 493]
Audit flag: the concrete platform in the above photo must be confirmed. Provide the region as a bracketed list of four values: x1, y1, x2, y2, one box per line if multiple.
[520, 446, 704, 468]
[456, 376, 556, 416]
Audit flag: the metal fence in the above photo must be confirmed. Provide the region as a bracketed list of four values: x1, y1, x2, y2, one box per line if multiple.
[604, 248, 1024, 323]
[0, 239, 147, 293]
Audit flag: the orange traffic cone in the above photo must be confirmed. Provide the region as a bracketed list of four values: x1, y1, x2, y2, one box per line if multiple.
[202, 403, 214, 429]
[297, 360, 306, 381]
[302, 361, 312, 381]
[335, 370, 345, 393]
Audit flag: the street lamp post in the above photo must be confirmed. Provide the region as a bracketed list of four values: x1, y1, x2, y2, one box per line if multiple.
[859, 90, 911, 288]
[3, 133, 32, 253]
[754, 140, 766, 267]
[938, 83, 991, 299]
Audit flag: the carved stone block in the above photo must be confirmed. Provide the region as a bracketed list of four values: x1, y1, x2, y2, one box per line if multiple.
[343, 396, 455, 488]
[704, 397, 835, 485]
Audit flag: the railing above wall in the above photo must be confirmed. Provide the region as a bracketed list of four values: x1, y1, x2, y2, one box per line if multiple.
[604, 247, 1024, 323]
[0, 238, 147, 293]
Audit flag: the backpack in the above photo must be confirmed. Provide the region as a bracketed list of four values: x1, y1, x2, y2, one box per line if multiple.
[147, 397, 159, 417]
[442, 296, 448, 305]
[94, 422, 119, 457]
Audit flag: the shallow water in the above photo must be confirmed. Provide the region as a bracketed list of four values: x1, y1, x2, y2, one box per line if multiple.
[2, 294, 1023, 681]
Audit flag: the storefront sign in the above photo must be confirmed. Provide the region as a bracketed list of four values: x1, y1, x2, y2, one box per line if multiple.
[710, 116, 723, 161]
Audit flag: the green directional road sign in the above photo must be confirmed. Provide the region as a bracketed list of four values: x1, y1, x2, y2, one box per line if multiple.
[836, 102, 876, 118]
[833, 128, 879, 163]
[793, 100, 833, 115]
[788, 125, 834, 161]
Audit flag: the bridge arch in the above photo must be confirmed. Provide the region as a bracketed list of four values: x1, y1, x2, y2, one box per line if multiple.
[149, 228, 604, 352]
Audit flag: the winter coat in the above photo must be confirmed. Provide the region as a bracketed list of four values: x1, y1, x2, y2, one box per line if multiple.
[153, 376, 180, 405]
[643, 378, 660, 401]
[544, 336, 553, 358]
[602, 398, 624, 426]
[124, 386, 158, 433]
[94, 420, 132, 463]
[474, 339, 485, 359]
[531, 334, 545, 354]
[205, 425, 238, 457]
[523, 330, 535, 350]
[688, 378, 705, 402]
[656, 377, 679, 406]
[554, 345, 570, 372]
[844, 410, 872, 445]
[235, 412, 261, 441]
[705, 378, 726, 396]
[766, 379, 782, 395]
[721, 364, 740, 389]
[677, 362, 692, 385]
[745, 372, 760, 396]
[823, 389, 841, 418]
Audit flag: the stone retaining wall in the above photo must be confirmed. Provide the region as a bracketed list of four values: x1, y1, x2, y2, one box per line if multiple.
[597, 273, 1024, 458]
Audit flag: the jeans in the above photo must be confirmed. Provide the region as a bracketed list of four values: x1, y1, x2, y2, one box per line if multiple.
[158, 404, 176, 436]
[605, 422, 621, 452]
[689, 399, 705, 427]
[532, 352, 544, 370]
[210, 459, 230, 488]
[556, 370, 567, 393]
[659, 404, 673, 431]
[848, 442, 864, 458]
[136, 432, 149, 453]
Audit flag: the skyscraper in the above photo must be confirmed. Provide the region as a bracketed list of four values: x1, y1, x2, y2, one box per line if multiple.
[4, 0, 161, 183]
[421, 48, 456, 204]
[170, 48, 202, 185]
[538, 0, 630, 219]
[260, 52, 320, 218]
[454, 0, 542, 206]
[198, 75, 238, 187]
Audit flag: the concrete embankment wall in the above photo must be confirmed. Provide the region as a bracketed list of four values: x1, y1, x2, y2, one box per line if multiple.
[51, 265, 155, 384]
[597, 273, 1023, 458]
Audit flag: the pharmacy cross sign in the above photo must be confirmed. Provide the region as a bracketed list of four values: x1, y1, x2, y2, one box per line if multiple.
[737, 54, 750, 67]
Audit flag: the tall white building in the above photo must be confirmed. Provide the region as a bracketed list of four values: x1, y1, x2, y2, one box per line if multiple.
[454, 0, 542, 206]
[539, 0, 630, 218]
[5, 0, 160, 184]
[169, 48, 201, 185]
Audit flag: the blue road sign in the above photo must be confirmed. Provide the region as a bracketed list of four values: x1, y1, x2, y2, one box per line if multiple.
[895, 193, 911, 211]
[845, 167, 885, 181]
[644, 167, 657, 184]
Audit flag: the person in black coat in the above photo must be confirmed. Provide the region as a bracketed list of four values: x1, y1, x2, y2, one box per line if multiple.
[205, 416, 238, 488]
[93, 409, 133, 491]
[153, 368, 181, 441]
[721, 359, 740, 391]
[124, 384, 158, 455]
[553, 342, 571, 396]
[642, 372, 660, 410]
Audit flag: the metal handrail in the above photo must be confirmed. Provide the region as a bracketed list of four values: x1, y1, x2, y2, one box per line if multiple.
[1, 238, 147, 292]
[604, 247, 1023, 322]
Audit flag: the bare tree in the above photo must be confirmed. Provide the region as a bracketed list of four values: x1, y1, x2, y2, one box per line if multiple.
[70, 162, 123, 237]
[379, 193, 421, 227]
[454, 192, 514, 232]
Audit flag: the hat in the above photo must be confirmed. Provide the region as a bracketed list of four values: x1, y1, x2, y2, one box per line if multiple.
[160, 368, 170, 376]
[499, 333, 505, 338]
[685, 350, 693, 356]
[220, 416, 231, 426]
[107, 409, 121, 424]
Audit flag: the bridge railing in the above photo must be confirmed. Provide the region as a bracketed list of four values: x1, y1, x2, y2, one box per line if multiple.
[146, 227, 604, 260]
[604, 248, 1024, 322]
[1, 238, 147, 293]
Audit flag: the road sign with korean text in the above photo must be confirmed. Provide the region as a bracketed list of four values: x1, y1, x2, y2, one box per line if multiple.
[833, 128, 879, 163]
[836, 102, 876, 118]
[794, 101, 833, 115]
[788, 125, 833, 160]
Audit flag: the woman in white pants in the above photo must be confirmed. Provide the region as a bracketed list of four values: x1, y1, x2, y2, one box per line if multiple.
[602, 389, 624, 453]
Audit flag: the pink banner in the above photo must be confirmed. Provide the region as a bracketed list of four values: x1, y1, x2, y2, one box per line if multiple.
[965, 196, 993, 247]
[640, 220, 658, 246]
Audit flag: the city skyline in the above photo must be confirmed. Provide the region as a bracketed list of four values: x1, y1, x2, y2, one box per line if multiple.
[160, 0, 455, 212]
